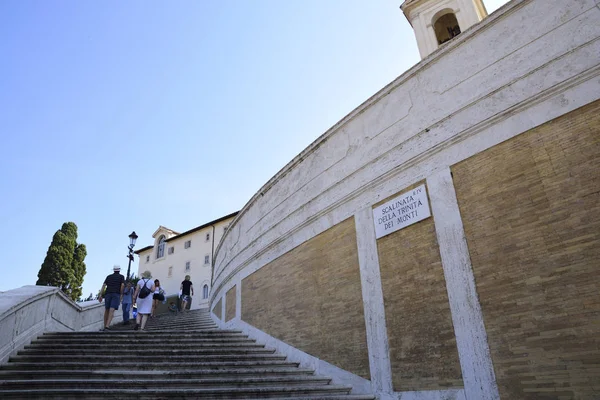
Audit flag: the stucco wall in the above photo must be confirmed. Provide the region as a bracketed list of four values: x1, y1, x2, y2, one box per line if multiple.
[210, 0, 600, 398]
[137, 217, 233, 309]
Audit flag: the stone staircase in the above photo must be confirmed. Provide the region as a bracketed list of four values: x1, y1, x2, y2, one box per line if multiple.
[0, 309, 374, 399]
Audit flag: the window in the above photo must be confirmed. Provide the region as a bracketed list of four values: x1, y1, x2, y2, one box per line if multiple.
[157, 236, 166, 258]
[433, 12, 461, 45]
[205, 233, 210, 242]
[204, 255, 210, 265]
[146, 255, 150, 263]
[185, 261, 190, 272]
[184, 240, 191, 249]
[168, 246, 174, 255]
[203, 284, 209, 299]
[168, 266, 173, 277]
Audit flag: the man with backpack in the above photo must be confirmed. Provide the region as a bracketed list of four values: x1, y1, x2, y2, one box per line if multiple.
[98, 265, 125, 331]
[180, 275, 194, 312]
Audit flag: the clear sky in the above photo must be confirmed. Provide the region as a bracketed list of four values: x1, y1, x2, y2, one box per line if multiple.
[0, 0, 509, 299]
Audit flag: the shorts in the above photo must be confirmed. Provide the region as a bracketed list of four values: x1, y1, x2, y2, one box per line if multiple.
[153, 293, 165, 301]
[104, 292, 120, 310]
[181, 295, 191, 302]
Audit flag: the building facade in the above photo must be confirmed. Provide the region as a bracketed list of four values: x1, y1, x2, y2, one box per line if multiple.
[209, 0, 600, 399]
[135, 212, 237, 310]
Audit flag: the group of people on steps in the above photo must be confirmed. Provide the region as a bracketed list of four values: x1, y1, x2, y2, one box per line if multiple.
[98, 266, 195, 331]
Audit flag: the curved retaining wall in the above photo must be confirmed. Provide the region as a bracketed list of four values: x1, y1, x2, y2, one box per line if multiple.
[210, 0, 600, 398]
[0, 286, 113, 365]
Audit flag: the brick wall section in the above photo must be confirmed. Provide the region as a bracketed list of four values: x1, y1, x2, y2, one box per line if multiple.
[452, 100, 600, 400]
[213, 298, 222, 320]
[375, 182, 463, 391]
[226, 285, 236, 322]
[241, 217, 370, 379]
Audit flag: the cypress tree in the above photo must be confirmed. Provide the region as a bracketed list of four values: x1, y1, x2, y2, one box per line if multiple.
[36, 222, 87, 301]
[68, 243, 87, 301]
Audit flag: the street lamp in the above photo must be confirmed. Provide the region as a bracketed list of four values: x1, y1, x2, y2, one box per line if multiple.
[126, 231, 138, 280]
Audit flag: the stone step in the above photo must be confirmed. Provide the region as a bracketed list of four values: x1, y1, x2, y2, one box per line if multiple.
[144, 325, 218, 331]
[0, 384, 355, 399]
[0, 375, 333, 389]
[145, 323, 218, 329]
[148, 316, 214, 322]
[0, 360, 300, 371]
[30, 337, 256, 345]
[147, 317, 216, 324]
[0, 367, 317, 380]
[25, 342, 264, 350]
[19, 347, 272, 356]
[30, 337, 245, 346]
[0, 308, 371, 399]
[41, 329, 244, 337]
[147, 322, 218, 326]
[147, 319, 216, 324]
[10, 353, 285, 363]
[36, 333, 246, 341]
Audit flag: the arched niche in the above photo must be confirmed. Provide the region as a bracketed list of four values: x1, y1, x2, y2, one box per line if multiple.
[432, 9, 461, 45]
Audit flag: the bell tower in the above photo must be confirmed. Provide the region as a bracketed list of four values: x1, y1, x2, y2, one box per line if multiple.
[401, 0, 488, 59]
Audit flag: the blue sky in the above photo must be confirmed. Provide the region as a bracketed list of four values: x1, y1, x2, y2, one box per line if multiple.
[0, 0, 509, 299]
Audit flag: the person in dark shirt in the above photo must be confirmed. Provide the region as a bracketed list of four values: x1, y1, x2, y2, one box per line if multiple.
[98, 265, 125, 330]
[180, 275, 194, 312]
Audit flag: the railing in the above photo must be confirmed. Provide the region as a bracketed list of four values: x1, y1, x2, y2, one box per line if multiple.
[0, 285, 113, 365]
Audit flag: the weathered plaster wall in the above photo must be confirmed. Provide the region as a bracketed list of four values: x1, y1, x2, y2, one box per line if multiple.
[210, 0, 600, 398]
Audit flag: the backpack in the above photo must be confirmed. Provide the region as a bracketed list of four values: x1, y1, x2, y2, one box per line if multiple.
[138, 279, 151, 299]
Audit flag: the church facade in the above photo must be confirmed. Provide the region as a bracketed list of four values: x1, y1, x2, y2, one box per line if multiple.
[209, 0, 600, 399]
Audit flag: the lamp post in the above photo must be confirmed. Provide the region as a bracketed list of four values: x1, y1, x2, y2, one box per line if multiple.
[126, 231, 138, 281]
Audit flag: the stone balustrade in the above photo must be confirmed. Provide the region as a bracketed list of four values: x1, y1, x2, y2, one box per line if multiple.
[0, 285, 118, 365]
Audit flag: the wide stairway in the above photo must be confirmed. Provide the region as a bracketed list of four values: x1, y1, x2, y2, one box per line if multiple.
[0, 309, 374, 399]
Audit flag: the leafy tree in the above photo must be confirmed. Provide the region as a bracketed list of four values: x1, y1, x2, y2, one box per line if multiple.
[36, 222, 87, 301]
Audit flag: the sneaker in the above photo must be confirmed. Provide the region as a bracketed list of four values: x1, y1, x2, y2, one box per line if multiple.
[134, 324, 139, 331]
[99, 327, 105, 332]
[104, 326, 111, 331]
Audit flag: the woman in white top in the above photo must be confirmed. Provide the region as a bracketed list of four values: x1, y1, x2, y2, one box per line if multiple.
[151, 279, 166, 317]
[133, 270, 155, 331]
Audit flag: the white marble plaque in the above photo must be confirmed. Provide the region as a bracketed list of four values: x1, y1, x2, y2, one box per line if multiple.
[372, 184, 431, 239]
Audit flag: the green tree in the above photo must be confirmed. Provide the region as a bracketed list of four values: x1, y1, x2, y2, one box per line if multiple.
[126, 274, 139, 286]
[36, 222, 87, 301]
[67, 243, 87, 301]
